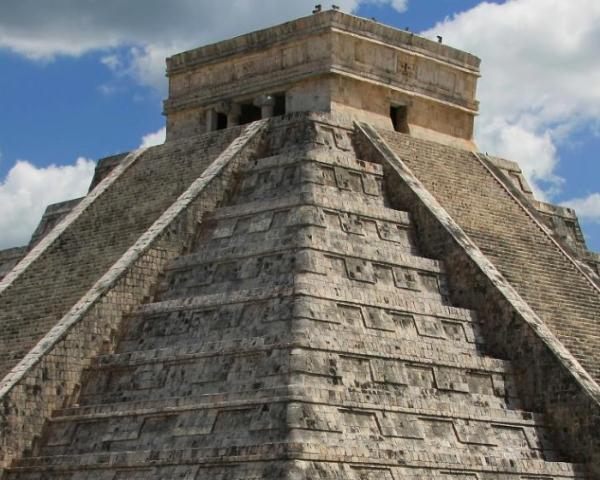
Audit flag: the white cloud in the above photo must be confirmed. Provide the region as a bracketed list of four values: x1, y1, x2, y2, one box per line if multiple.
[139, 127, 166, 148]
[0, 0, 408, 90]
[422, 0, 600, 196]
[0, 158, 96, 249]
[100, 54, 121, 70]
[563, 193, 600, 223]
[97, 84, 116, 96]
[478, 120, 561, 200]
[391, 0, 408, 11]
[0, 126, 172, 250]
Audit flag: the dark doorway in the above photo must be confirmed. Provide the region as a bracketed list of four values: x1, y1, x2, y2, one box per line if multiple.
[390, 105, 409, 133]
[273, 94, 286, 117]
[216, 112, 228, 130]
[240, 103, 262, 124]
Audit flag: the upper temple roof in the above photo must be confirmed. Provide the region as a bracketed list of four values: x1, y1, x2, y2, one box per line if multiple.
[166, 10, 480, 73]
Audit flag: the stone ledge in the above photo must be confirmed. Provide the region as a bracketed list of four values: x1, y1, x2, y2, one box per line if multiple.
[167, 11, 480, 75]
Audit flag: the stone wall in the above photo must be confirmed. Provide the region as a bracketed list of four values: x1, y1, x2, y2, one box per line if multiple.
[357, 123, 600, 476]
[378, 128, 600, 384]
[0, 126, 243, 379]
[0, 120, 267, 471]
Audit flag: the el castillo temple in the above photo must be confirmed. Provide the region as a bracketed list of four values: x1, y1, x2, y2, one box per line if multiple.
[1, 9, 600, 480]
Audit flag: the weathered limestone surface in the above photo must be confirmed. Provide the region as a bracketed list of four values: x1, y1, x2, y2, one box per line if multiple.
[0, 126, 241, 378]
[359, 122, 600, 477]
[0, 121, 266, 472]
[380, 129, 600, 384]
[4, 115, 590, 479]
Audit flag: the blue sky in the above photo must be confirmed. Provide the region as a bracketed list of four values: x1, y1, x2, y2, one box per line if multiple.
[0, 0, 599, 251]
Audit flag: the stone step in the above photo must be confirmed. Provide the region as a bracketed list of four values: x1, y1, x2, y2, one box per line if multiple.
[77, 342, 514, 407]
[170, 230, 440, 273]
[206, 204, 418, 254]
[192, 220, 420, 266]
[229, 167, 387, 206]
[159, 248, 449, 304]
[7, 463, 585, 480]
[239, 149, 384, 176]
[212, 190, 410, 225]
[58, 384, 519, 427]
[118, 293, 483, 353]
[53, 387, 539, 426]
[118, 311, 482, 356]
[91, 335, 508, 374]
[39, 400, 557, 458]
[232, 180, 388, 213]
[295, 274, 457, 314]
[9, 444, 582, 478]
[137, 290, 478, 324]
[232, 153, 385, 203]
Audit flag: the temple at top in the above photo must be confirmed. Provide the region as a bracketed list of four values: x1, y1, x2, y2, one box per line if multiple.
[164, 10, 479, 150]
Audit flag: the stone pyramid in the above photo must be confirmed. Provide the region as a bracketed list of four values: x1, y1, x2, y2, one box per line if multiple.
[1, 10, 600, 480]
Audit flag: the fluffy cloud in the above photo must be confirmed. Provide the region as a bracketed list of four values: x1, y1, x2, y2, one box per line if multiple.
[139, 127, 166, 149]
[422, 0, 600, 195]
[563, 194, 600, 223]
[0, 125, 169, 250]
[0, 0, 408, 90]
[0, 158, 96, 249]
[391, 0, 408, 11]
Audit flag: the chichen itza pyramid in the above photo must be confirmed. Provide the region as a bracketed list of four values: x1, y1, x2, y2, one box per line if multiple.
[1, 9, 600, 479]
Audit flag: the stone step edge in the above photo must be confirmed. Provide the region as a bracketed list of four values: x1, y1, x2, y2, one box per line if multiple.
[136, 290, 478, 322]
[117, 332, 480, 359]
[213, 189, 408, 223]
[72, 379, 516, 415]
[11, 445, 582, 476]
[108, 330, 487, 369]
[294, 280, 461, 316]
[52, 391, 543, 427]
[239, 149, 384, 175]
[90, 337, 509, 372]
[165, 237, 444, 275]
[162, 276, 449, 307]
[170, 230, 428, 270]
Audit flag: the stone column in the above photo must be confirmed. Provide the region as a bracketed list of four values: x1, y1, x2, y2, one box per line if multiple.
[215, 101, 240, 127]
[205, 108, 218, 132]
[226, 103, 241, 127]
[254, 95, 276, 118]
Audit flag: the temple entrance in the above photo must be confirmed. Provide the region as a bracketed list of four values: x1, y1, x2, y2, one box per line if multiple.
[239, 103, 262, 124]
[390, 104, 409, 133]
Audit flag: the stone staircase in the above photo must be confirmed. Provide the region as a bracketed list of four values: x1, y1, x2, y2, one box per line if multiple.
[379, 129, 600, 385]
[5, 118, 585, 479]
